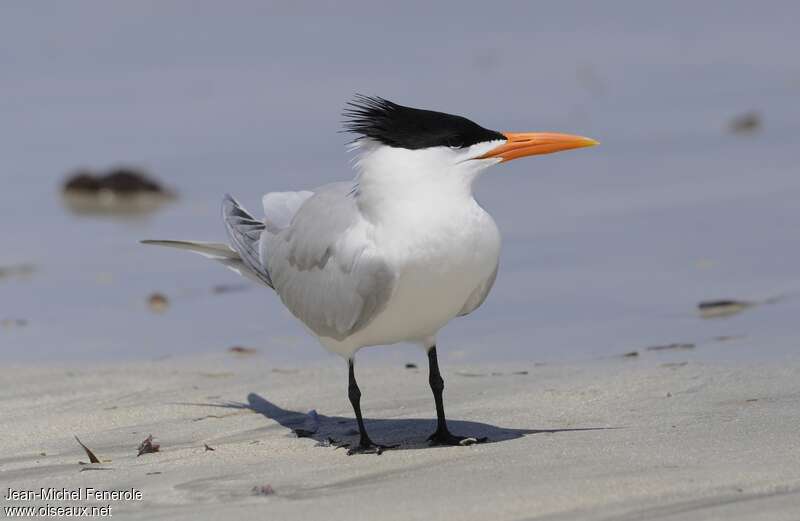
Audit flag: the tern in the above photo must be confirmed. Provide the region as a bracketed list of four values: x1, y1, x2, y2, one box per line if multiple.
[143, 95, 597, 454]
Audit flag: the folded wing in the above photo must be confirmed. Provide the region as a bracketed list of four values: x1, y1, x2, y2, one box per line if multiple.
[262, 183, 395, 341]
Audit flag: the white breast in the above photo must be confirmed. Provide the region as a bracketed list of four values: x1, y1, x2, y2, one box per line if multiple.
[328, 197, 500, 355]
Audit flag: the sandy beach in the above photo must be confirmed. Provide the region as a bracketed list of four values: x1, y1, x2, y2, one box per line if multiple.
[2, 353, 799, 520]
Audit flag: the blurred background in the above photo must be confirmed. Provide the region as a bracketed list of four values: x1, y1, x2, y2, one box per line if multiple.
[1, 1, 798, 365]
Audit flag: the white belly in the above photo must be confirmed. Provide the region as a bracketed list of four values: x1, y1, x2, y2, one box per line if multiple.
[322, 201, 500, 356]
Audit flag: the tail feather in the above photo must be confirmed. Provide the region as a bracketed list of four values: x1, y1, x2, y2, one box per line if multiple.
[140, 239, 272, 288]
[140, 240, 237, 259]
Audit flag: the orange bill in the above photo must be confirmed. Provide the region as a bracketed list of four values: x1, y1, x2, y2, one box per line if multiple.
[478, 132, 599, 162]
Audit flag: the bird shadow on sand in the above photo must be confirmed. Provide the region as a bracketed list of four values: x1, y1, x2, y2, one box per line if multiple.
[193, 393, 618, 451]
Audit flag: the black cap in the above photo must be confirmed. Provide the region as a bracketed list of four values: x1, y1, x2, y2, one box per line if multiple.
[343, 95, 505, 150]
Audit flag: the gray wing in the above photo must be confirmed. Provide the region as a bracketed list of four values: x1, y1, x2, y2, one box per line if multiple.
[458, 262, 498, 316]
[262, 183, 395, 341]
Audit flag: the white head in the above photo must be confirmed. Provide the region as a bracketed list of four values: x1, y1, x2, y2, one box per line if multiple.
[343, 96, 598, 212]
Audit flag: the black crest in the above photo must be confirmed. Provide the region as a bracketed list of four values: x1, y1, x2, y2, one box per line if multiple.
[343, 95, 505, 150]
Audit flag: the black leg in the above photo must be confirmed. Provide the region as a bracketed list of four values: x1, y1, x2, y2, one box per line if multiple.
[348, 359, 370, 446]
[427, 345, 487, 446]
[428, 346, 448, 433]
[346, 359, 397, 455]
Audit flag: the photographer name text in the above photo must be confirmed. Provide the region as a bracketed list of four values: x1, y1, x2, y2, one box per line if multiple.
[5, 487, 142, 502]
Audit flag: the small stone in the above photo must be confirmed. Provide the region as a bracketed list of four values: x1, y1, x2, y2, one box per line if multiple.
[147, 293, 169, 313]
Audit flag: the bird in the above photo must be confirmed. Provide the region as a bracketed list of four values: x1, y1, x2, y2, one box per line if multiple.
[142, 95, 598, 454]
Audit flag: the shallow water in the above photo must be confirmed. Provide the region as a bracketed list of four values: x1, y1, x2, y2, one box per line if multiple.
[1, 1, 799, 365]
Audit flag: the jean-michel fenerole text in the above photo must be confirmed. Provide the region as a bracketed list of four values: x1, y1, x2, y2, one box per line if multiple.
[5, 487, 143, 501]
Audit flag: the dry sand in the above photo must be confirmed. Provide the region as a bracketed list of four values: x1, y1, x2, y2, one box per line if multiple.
[1, 354, 799, 520]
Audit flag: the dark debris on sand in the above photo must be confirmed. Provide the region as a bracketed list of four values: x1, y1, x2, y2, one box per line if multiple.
[137, 435, 160, 456]
[698, 299, 753, 318]
[0, 263, 36, 281]
[228, 346, 258, 355]
[728, 111, 761, 134]
[63, 167, 173, 196]
[252, 484, 275, 496]
[61, 167, 176, 216]
[74, 435, 101, 464]
[646, 343, 696, 352]
[315, 437, 350, 450]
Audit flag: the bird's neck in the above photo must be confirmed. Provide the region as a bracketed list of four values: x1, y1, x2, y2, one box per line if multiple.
[352, 145, 483, 225]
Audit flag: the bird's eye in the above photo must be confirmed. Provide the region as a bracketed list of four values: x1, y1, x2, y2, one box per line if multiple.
[446, 136, 465, 149]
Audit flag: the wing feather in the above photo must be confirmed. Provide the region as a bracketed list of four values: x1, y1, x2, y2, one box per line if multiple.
[222, 195, 273, 288]
[263, 183, 394, 341]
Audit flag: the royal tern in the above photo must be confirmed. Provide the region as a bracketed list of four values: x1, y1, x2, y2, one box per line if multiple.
[143, 95, 597, 454]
